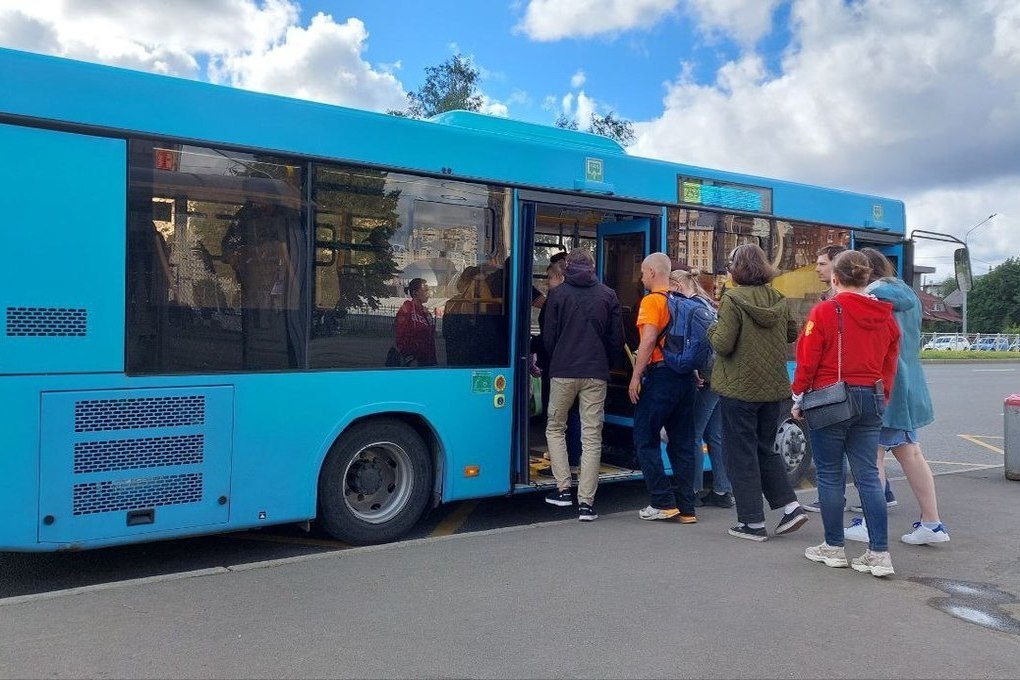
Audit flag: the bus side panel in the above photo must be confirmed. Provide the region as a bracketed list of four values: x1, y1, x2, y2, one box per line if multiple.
[37, 386, 234, 545]
[0, 124, 126, 375]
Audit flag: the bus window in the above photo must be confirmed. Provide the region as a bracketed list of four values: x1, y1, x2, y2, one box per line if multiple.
[771, 221, 851, 333]
[126, 140, 306, 374]
[308, 166, 510, 369]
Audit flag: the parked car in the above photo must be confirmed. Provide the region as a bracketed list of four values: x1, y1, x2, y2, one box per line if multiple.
[971, 337, 1011, 351]
[923, 335, 972, 351]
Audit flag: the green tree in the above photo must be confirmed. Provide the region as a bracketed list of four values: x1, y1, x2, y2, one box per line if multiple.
[934, 274, 959, 298]
[401, 54, 482, 119]
[965, 257, 1020, 333]
[556, 110, 635, 146]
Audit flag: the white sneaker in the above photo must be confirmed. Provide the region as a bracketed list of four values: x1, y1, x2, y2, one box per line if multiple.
[804, 542, 849, 568]
[851, 549, 895, 577]
[844, 517, 870, 543]
[901, 521, 951, 545]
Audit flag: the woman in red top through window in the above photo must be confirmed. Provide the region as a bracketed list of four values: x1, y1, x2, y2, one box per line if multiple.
[395, 278, 437, 366]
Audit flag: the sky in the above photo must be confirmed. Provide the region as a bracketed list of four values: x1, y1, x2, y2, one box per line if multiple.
[1, 0, 1017, 283]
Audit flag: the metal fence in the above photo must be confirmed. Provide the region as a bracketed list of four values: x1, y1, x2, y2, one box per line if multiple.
[919, 333, 1020, 351]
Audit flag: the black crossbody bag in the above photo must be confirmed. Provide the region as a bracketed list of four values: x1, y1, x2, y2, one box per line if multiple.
[801, 302, 861, 429]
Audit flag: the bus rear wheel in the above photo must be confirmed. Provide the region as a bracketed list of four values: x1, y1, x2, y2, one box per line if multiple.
[318, 418, 432, 545]
[775, 418, 811, 487]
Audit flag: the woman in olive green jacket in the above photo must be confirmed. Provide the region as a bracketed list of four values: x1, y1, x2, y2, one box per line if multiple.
[707, 244, 807, 542]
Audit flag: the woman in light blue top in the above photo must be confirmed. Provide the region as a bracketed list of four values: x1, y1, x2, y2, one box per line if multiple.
[854, 249, 949, 546]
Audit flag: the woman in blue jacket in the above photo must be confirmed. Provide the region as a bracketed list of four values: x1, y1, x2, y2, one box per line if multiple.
[848, 249, 949, 546]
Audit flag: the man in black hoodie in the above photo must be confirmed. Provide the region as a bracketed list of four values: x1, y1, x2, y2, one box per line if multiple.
[543, 248, 624, 521]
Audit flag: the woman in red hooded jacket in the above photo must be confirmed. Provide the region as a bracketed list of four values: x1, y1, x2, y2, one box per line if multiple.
[792, 250, 899, 577]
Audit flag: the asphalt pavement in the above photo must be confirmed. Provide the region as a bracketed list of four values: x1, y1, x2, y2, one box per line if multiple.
[1, 466, 1018, 679]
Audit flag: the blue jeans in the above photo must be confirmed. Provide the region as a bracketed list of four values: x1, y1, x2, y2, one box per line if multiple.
[809, 386, 888, 551]
[692, 386, 730, 494]
[633, 366, 698, 513]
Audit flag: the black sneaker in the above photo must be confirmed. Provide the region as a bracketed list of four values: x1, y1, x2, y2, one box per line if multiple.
[578, 503, 598, 521]
[775, 506, 810, 535]
[702, 491, 735, 508]
[545, 489, 573, 507]
[728, 524, 768, 541]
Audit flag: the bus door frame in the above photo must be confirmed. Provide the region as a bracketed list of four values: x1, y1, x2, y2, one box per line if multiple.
[511, 191, 661, 487]
[596, 218, 652, 427]
[852, 231, 906, 278]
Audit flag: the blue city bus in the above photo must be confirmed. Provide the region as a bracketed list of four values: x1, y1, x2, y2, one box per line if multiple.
[0, 48, 908, 550]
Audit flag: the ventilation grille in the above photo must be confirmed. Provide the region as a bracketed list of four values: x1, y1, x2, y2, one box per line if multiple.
[74, 396, 206, 432]
[72, 473, 203, 516]
[6, 307, 87, 337]
[74, 435, 205, 474]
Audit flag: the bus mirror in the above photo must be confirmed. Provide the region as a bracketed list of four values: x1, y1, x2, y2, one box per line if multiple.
[954, 247, 973, 293]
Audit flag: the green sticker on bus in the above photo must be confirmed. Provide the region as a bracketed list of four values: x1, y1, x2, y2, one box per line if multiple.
[471, 371, 493, 394]
[585, 158, 604, 183]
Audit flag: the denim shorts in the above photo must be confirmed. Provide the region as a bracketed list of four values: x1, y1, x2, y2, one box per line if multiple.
[879, 427, 918, 450]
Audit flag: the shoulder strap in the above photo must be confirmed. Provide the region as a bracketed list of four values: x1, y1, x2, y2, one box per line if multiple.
[651, 291, 671, 348]
[834, 300, 844, 382]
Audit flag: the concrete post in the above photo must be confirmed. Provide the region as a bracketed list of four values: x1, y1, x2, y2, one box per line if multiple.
[1004, 395, 1020, 480]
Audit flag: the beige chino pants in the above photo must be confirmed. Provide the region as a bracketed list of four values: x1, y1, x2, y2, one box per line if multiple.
[545, 377, 608, 506]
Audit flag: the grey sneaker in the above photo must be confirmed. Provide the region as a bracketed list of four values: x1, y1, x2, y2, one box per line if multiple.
[638, 505, 680, 521]
[804, 542, 849, 568]
[851, 550, 895, 577]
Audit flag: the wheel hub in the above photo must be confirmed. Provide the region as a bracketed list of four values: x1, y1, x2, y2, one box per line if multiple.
[350, 459, 384, 494]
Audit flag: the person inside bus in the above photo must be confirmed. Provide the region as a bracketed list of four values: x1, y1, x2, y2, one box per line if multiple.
[707, 244, 807, 541]
[394, 277, 437, 366]
[842, 248, 949, 546]
[628, 252, 698, 524]
[803, 243, 897, 512]
[792, 250, 900, 577]
[535, 259, 582, 475]
[221, 199, 301, 369]
[543, 248, 623, 520]
[815, 243, 846, 302]
[669, 267, 733, 509]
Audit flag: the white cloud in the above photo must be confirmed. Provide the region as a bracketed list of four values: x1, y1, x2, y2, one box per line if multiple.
[518, 0, 678, 41]
[684, 0, 782, 47]
[632, 0, 1020, 277]
[571, 69, 586, 88]
[0, 0, 407, 111]
[211, 14, 406, 112]
[479, 96, 510, 118]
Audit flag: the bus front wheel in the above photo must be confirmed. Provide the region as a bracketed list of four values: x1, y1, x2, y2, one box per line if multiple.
[317, 418, 432, 545]
[775, 418, 811, 487]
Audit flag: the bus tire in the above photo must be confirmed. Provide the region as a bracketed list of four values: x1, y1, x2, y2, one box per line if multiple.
[317, 418, 432, 546]
[775, 418, 812, 487]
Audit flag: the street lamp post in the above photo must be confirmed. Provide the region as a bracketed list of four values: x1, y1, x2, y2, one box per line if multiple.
[962, 213, 997, 335]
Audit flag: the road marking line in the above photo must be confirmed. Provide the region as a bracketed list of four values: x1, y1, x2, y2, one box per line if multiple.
[925, 460, 1003, 467]
[0, 520, 571, 607]
[430, 500, 479, 537]
[0, 567, 229, 608]
[958, 434, 1005, 454]
[225, 532, 351, 548]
